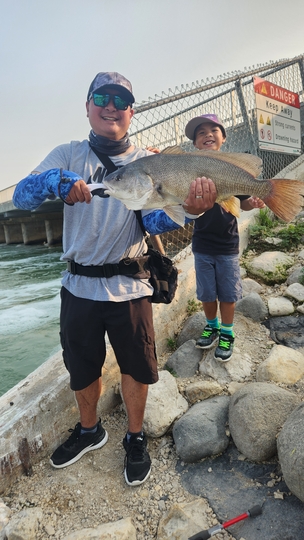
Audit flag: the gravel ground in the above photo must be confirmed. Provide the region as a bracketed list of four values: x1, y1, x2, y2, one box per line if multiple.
[2, 404, 235, 539]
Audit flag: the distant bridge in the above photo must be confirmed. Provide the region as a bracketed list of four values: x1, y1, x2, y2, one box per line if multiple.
[0, 185, 63, 245]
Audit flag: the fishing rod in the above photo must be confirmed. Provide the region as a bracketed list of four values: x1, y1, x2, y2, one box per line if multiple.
[188, 504, 263, 539]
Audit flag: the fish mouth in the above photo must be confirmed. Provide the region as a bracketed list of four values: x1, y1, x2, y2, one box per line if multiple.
[101, 181, 154, 210]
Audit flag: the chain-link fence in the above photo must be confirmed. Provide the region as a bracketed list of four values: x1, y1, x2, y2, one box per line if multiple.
[129, 55, 304, 259]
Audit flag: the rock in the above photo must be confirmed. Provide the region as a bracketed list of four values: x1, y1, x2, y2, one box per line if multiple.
[173, 396, 230, 462]
[235, 292, 268, 321]
[62, 517, 136, 539]
[297, 304, 304, 314]
[4, 508, 43, 540]
[0, 499, 11, 540]
[277, 402, 304, 503]
[240, 266, 247, 278]
[157, 500, 211, 540]
[298, 249, 304, 260]
[227, 381, 246, 395]
[264, 237, 283, 245]
[246, 251, 294, 283]
[165, 340, 202, 378]
[266, 315, 304, 350]
[229, 382, 300, 461]
[267, 297, 294, 316]
[176, 312, 206, 347]
[199, 348, 253, 384]
[185, 380, 223, 404]
[242, 277, 263, 296]
[286, 266, 304, 285]
[257, 345, 304, 384]
[143, 370, 188, 437]
[285, 283, 304, 302]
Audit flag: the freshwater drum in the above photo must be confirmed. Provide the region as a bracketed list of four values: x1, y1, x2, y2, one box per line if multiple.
[0, 244, 64, 396]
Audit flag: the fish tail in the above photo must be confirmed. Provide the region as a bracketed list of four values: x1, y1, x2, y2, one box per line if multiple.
[263, 179, 304, 222]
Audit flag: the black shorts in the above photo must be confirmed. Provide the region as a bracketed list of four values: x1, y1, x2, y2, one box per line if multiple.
[60, 287, 158, 391]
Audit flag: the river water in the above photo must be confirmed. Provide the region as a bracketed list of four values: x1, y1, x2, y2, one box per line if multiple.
[0, 243, 65, 397]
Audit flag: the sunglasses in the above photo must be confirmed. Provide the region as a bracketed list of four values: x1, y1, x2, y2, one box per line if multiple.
[91, 93, 131, 111]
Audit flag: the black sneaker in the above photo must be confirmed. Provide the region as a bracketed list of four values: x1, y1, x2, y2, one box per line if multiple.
[50, 419, 108, 469]
[214, 333, 235, 362]
[123, 433, 151, 486]
[196, 325, 220, 349]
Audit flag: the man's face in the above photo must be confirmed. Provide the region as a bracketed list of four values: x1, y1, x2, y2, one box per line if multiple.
[194, 122, 225, 151]
[86, 88, 134, 140]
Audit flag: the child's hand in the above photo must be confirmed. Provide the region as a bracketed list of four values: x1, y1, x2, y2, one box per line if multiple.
[248, 197, 266, 209]
[146, 146, 160, 154]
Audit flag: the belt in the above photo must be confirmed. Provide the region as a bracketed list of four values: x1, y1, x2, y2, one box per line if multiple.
[66, 258, 150, 278]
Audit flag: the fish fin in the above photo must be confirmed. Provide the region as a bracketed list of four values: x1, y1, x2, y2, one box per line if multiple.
[163, 205, 186, 226]
[191, 150, 263, 178]
[161, 145, 187, 155]
[219, 196, 241, 218]
[263, 179, 304, 222]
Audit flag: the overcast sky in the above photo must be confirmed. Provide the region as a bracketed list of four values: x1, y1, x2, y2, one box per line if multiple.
[1, 0, 304, 191]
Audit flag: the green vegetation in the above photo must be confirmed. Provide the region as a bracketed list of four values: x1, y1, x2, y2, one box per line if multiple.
[276, 223, 304, 249]
[165, 366, 178, 377]
[246, 209, 304, 254]
[187, 298, 202, 315]
[166, 337, 177, 351]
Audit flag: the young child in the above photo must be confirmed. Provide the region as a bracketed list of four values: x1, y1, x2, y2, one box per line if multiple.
[184, 114, 265, 361]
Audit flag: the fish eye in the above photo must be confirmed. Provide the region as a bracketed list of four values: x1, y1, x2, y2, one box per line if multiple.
[115, 174, 121, 182]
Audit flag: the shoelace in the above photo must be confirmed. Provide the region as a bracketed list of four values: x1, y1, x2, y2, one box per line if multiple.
[126, 438, 146, 461]
[218, 337, 232, 350]
[64, 425, 81, 447]
[201, 327, 213, 337]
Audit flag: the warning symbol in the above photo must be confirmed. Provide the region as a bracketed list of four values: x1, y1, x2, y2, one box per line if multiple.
[260, 128, 265, 139]
[259, 114, 265, 124]
[261, 83, 267, 95]
[266, 117, 271, 125]
[267, 130, 272, 141]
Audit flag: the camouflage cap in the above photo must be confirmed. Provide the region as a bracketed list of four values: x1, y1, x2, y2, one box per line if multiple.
[185, 113, 226, 140]
[87, 72, 135, 103]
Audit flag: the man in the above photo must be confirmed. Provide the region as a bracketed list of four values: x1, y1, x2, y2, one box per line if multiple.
[13, 72, 217, 486]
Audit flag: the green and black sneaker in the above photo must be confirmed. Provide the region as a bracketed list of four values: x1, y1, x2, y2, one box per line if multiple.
[196, 325, 220, 349]
[214, 333, 234, 362]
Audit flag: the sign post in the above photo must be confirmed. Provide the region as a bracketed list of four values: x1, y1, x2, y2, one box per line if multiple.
[254, 77, 301, 155]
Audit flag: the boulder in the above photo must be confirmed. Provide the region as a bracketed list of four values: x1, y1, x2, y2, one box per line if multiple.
[229, 382, 300, 461]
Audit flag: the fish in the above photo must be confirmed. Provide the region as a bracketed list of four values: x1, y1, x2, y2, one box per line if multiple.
[99, 146, 304, 225]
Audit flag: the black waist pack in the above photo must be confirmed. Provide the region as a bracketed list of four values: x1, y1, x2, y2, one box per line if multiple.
[145, 248, 178, 304]
[133, 210, 178, 304]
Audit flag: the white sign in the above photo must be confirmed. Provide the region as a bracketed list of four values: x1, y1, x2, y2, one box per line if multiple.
[254, 77, 301, 155]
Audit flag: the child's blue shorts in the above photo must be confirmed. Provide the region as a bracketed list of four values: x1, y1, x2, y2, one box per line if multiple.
[194, 252, 242, 303]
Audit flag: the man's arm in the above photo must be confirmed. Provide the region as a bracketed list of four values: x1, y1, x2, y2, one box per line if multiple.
[12, 169, 84, 211]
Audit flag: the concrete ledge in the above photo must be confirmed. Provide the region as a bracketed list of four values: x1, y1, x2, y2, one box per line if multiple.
[0, 210, 257, 493]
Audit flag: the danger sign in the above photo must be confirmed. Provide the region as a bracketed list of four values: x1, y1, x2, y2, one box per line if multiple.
[254, 76, 301, 155]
